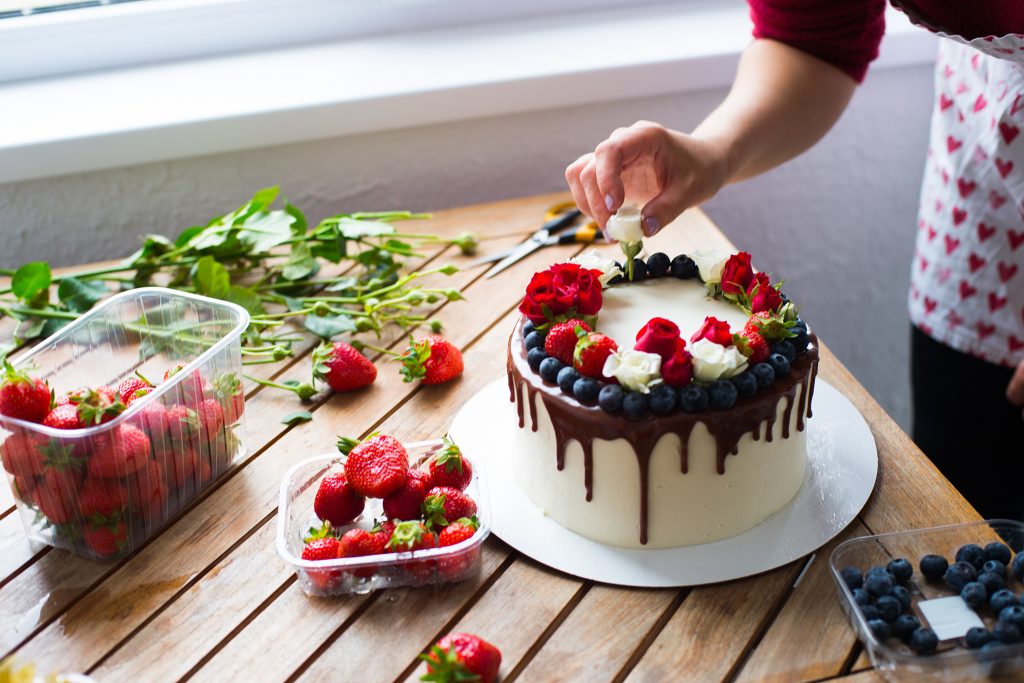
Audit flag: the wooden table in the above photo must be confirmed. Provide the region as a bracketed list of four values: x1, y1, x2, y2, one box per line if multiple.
[0, 192, 982, 682]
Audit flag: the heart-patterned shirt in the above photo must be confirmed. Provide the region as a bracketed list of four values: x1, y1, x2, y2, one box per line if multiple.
[909, 37, 1024, 367]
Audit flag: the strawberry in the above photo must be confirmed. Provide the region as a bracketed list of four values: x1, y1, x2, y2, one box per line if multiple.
[0, 360, 50, 423]
[735, 329, 770, 364]
[544, 319, 591, 365]
[398, 335, 464, 386]
[70, 387, 125, 426]
[134, 401, 170, 438]
[83, 518, 128, 559]
[313, 342, 377, 392]
[344, 434, 409, 498]
[382, 468, 431, 520]
[0, 430, 47, 478]
[438, 517, 479, 547]
[340, 528, 386, 557]
[126, 460, 168, 520]
[387, 520, 438, 581]
[573, 332, 618, 379]
[437, 516, 481, 582]
[196, 398, 225, 435]
[421, 632, 502, 683]
[166, 404, 199, 444]
[422, 487, 477, 529]
[156, 444, 199, 490]
[372, 519, 397, 547]
[301, 527, 344, 591]
[427, 437, 472, 491]
[164, 365, 208, 407]
[314, 472, 366, 526]
[117, 375, 153, 405]
[78, 478, 128, 518]
[301, 536, 342, 561]
[87, 425, 151, 478]
[42, 403, 83, 430]
[743, 310, 795, 343]
[214, 372, 245, 424]
[34, 468, 82, 525]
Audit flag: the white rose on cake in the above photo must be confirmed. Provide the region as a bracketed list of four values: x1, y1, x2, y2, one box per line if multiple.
[691, 250, 730, 285]
[605, 205, 645, 243]
[602, 348, 662, 394]
[567, 250, 623, 287]
[690, 338, 748, 382]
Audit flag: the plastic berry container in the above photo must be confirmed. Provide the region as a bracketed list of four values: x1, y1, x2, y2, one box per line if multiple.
[0, 287, 249, 561]
[830, 520, 1024, 681]
[276, 439, 491, 597]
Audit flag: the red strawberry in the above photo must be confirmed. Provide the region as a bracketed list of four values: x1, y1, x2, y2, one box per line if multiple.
[196, 398, 225, 435]
[78, 478, 128, 518]
[126, 460, 168, 520]
[213, 373, 245, 424]
[743, 311, 793, 343]
[387, 520, 438, 581]
[87, 425, 151, 478]
[437, 516, 481, 582]
[134, 402, 170, 438]
[117, 375, 153, 405]
[301, 528, 344, 591]
[166, 404, 199, 444]
[661, 345, 694, 388]
[423, 487, 477, 529]
[301, 536, 342, 561]
[344, 434, 409, 498]
[313, 342, 377, 392]
[573, 332, 618, 379]
[545, 319, 591, 365]
[314, 472, 366, 526]
[438, 517, 479, 548]
[421, 632, 502, 683]
[42, 403, 83, 430]
[428, 438, 473, 491]
[382, 468, 431, 520]
[83, 519, 128, 558]
[0, 361, 50, 423]
[0, 430, 47, 478]
[399, 336, 464, 385]
[156, 444, 199, 490]
[736, 329, 770, 364]
[71, 386, 125, 426]
[372, 519, 397, 547]
[35, 468, 82, 525]
[164, 365, 207, 407]
[340, 528, 386, 557]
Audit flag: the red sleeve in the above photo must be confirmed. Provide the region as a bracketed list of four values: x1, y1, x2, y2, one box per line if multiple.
[748, 0, 887, 83]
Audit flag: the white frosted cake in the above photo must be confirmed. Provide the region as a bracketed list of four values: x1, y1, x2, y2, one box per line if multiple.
[509, 249, 818, 549]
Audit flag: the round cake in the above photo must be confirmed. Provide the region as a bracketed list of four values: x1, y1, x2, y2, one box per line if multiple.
[508, 248, 819, 549]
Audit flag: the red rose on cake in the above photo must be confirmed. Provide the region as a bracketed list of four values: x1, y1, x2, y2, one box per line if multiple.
[519, 263, 603, 324]
[634, 318, 684, 359]
[661, 344, 694, 387]
[690, 316, 733, 347]
[747, 272, 783, 314]
[720, 251, 754, 296]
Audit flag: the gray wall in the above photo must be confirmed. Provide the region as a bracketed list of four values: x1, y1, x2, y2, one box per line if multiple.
[0, 62, 934, 430]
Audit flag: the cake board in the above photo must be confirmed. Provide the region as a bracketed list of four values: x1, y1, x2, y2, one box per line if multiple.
[448, 378, 878, 587]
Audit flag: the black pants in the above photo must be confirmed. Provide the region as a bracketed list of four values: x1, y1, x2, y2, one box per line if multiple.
[911, 325, 1024, 520]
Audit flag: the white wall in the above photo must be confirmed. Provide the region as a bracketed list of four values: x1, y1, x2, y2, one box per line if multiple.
[0, 62, 935, 430]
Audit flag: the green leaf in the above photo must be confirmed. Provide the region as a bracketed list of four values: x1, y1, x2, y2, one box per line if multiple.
[236, 211, 297, 253]
[57, 277, 106, 313]
[324, 276, 358, 293]
[13, 317, 46, 341]
[281, 410, 313, 426]
[335, 218, 395, 239]
[12, 262, 52, 301]
[280, 295, 304, 311]
[304, 313, 357, 339]
[248, 186, 280, 213]
[193, 256, 230, 299]
[225, 285, 267, 316]
[285, 199, 307, 235]
[175, 225, 204, 248]
[282, 241, 316, 281]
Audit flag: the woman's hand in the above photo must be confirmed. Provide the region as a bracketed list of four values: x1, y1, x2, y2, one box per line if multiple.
[1006, 357, 1024, 406]
[564, 121, 731, 236]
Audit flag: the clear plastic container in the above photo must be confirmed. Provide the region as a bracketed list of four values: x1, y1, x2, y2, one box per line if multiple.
[0, 287, 249, 560]
[277, 439, 490, 597]
[830, 520, 1024, 681]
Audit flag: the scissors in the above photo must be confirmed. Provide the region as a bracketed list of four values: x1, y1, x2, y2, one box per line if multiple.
[469, 202, 602, 278]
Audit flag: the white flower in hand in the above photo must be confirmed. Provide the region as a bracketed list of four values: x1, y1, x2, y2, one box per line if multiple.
[606, 205, 645, 243]
[690, 338, 748, 383]
[691, 249, 730, 285]
[567, 250, 623, 287]
[602, 348, 662, 394]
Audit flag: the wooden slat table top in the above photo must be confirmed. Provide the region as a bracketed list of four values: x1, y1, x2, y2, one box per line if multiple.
[0, 192, 982, 682]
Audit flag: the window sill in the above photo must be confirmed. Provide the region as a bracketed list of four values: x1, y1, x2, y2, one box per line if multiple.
[0, 1, 936, 185]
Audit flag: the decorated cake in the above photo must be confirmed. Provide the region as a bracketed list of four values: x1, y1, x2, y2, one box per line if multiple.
[506, 214, 819, 549]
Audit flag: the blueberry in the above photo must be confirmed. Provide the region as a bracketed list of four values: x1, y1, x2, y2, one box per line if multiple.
[891, 585, 912, 613]
[573, 377, 599, 405]
[790, 320, 810, 353]
[527, 347, 547, 372]
[983, 560, 1008, 579]
[986, 542, 1013, 565]
[868, 619, 891, 641]
[875, 595, 901, 622]
[1011, 553, 1024, 581]
[865, 571, 894, 597]
[539, 357, 563, 383]
[630, 258, 648, 281]
[910, 627, 939, 654]
[852, 588, 872, 607]
[957, 544, 987, 570]
[991, 589, 1020, 613]
[598, 384, 624, 413]
[888, 558, 914, 584]
[731, 371, 757, 398]
[678, 384, 709, 413]
[841, 566, 864, 590]
[646, 252, 670, 278]
[670, 254, 698, 279]
[978, 571, 1006, 595]
[649, 385, 678, 415]
[767, 353, 790, 377]
[751, 362, 775, 388]
[966, 626, 994, 649]
[1003, 529, 1024, 553]
[945, 561, 977, 591]
[622, 391, 649, 418]
[892, 614, 921, 641]
[708, 379, 738, 409]
[524, 330, 546, 351]
[557, 366, 580, 395]
[771, 340, 797, 363]
[1001, 605, 1024, 629]
[994, 620, 1022, 644]
[981, 640, 1007, 653]
[522, 319, 536, 337]
[962, 581, 988, 609]
[860, 605, 881, 621]
[920, 554, 949, 580]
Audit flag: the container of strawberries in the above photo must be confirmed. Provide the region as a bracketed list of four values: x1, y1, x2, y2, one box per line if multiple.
[276, 434, 489, 597]
[0, 287, 249, 561]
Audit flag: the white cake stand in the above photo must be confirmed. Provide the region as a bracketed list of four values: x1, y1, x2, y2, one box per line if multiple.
[449, 378, 877, 587]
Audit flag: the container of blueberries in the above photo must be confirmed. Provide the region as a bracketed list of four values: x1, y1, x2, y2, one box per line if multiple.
[830, 520, 1024, 681]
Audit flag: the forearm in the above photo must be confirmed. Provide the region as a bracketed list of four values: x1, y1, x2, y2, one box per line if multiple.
[694, 39, 858, 184]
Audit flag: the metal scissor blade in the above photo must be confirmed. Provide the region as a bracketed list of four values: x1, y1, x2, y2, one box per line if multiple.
[483, 238, 545, 278]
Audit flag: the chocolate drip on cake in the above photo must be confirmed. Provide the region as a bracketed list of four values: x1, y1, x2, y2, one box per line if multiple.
[507, 323, 819, 545]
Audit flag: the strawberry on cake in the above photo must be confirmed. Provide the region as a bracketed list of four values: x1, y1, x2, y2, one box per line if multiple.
[507, 244, 818, 549]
